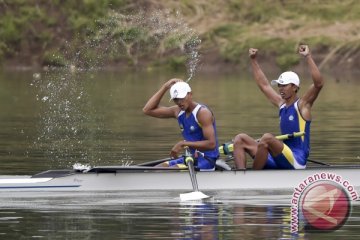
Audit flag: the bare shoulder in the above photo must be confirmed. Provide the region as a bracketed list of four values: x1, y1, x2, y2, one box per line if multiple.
[297, 98, 312, 121]
[170, 105, 182, 117]
[197, 106, 214, 123]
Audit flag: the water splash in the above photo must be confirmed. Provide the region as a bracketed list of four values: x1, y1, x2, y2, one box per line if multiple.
[91, 9, 201, 80]
[32, 70, 94, 168]
[32, 10, 201, 168]
[184, 36, 201, 82]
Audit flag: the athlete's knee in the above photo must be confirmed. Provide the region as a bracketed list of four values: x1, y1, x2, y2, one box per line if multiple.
[233, 133, 249, 146]
[259, 133, 276, 145]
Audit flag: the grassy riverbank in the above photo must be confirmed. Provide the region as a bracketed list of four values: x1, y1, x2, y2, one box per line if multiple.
[0, 0, 359, 72]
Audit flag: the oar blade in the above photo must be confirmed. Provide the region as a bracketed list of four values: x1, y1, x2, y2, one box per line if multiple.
[180, 191, 210, 201]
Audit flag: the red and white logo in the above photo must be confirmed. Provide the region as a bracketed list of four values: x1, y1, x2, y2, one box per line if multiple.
[300, 181, 351, 231]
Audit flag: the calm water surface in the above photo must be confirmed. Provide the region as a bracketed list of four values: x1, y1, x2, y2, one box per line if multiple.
[0, 70, 359, 239]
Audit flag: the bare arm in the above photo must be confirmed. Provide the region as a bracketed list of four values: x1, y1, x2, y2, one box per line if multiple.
[249, 48, 283, 107]
[170, 108, 217, 158]
[142, 78, 182, 118]
[298, 45, 324, 120]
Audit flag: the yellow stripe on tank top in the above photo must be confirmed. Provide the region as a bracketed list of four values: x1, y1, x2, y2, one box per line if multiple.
[296, 108, 306, 141]
[282, 144, 295, 166]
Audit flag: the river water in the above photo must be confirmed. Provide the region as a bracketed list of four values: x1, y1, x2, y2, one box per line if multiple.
[0, 69, 359, 239]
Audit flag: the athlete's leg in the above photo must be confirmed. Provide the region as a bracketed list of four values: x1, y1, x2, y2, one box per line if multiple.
[253, 133, 283, 170]
[233, 133, 258, 169]
[155, 157, 186, 168]
[272, 145, 303, 169]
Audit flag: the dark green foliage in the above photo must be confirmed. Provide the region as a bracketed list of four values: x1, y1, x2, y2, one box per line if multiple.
[0, 0, 359, 69]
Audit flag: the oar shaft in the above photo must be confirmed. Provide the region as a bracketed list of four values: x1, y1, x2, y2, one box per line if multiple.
[186, 158, 199, 192]
[180, 148, 211, 201]
[307, 159, 331, 166]
[137, 157, 171, 166]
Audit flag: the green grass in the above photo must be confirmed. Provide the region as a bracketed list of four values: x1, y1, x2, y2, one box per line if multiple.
[0, 0, 359, 69]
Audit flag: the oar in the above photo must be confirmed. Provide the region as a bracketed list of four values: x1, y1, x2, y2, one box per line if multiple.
[307, 158, 331, 166]
[179, 149, 210, 201]
[137, 157, 171, 166]
[219, 131, 305, 155]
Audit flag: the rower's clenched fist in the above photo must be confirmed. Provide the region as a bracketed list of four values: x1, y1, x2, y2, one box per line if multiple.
[299, 44, 310, 57]
[249, 48, 258, 59]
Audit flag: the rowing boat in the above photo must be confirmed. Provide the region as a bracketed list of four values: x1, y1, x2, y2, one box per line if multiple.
[6, 132, 352, 195]
[0, 164, 359, 198]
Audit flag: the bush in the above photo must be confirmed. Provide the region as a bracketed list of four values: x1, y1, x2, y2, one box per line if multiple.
[0, 15, 22, 45]
[166, 56, 187, 72]
[43, 50, 67, 67]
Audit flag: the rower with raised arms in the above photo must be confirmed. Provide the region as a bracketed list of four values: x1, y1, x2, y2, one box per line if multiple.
[143, 79, 219, 170]
[233, 44, 324, 170]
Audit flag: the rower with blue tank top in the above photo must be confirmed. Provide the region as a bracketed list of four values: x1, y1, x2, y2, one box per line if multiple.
[232, 44, 324, 170]
[143, 79, 219, 170]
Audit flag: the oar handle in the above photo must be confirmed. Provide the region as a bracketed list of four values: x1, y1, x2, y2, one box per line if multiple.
[219, 131, 305, 155]
[275, 131, 305, 140]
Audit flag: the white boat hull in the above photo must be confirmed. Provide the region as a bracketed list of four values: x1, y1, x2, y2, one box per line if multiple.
[0, 166, 359, 195]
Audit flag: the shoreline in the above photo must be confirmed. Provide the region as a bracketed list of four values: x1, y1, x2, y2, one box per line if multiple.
[2, 53, 359, 77]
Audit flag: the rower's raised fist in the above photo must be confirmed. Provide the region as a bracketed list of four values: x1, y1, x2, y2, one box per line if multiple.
[249, 48, 258, 59]
[299, 44, 310, 57]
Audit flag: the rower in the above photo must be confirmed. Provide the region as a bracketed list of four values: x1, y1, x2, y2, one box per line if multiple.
[232, 45, 324, 170]
[143, 79, 220, 171]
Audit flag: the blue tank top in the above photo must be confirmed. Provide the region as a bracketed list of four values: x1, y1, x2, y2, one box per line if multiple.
[177, 104, 219, 159]
[279, 99, 311, 162]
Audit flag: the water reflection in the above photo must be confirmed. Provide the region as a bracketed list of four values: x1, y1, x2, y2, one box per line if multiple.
[175, 202, 220, 240]
[1, 202, 297, 239]
[2, 199, 359, 239]
[0, 185, 360, 240]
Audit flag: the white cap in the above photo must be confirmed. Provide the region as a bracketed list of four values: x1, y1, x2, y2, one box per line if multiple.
[271, 71, 300, 87]
[169, 82, 191, 100]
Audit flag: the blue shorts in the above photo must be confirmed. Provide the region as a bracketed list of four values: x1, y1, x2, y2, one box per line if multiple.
[263, 144, 306, 169]
[167, 156, 216, 170]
